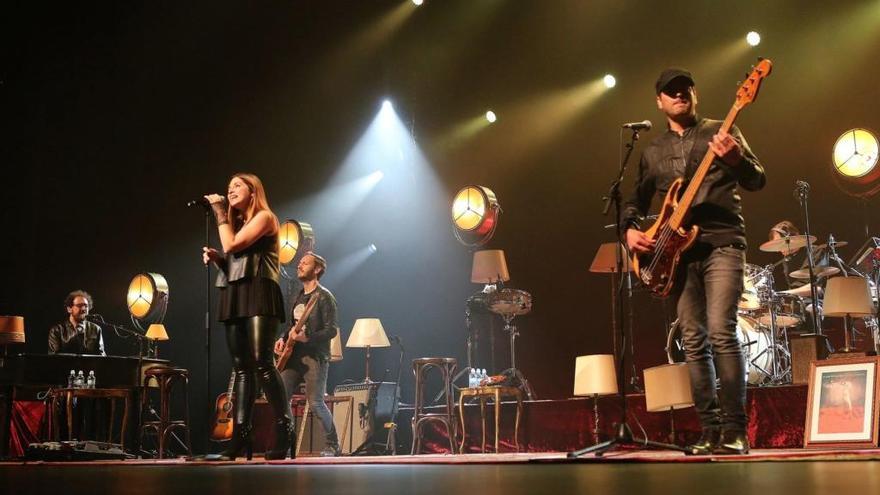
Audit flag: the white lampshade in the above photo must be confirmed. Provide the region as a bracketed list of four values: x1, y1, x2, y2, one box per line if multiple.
[346, 318, 391, 348]
[330, 328, 343, 362]
[145, 323, 169, 341]
[823, 276, 875, 317]
[471, 250, 511, 284]
[573, 354, 618, 396]
[644, 363, 693, 412]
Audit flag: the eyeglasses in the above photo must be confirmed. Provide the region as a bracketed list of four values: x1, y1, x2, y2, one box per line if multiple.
[72, 303, 90, 308]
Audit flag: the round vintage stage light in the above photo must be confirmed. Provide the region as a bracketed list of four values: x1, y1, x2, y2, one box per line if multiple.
[831, 128, 880, 197]
[279, 219, 316, 265]
[451, 185, 501, 247]
[126, 272, 169, 329]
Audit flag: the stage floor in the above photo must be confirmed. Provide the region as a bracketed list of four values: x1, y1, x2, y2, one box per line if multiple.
[2, 451, 880, 495]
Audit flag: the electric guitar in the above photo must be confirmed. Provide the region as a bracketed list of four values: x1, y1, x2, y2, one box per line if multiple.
[210, 372, 235, 442]
[632, 58, 773, 296]
[275, 292, 321, 371]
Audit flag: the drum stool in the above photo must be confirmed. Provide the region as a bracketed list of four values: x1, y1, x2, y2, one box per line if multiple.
[140, 367, 193, 458]
[411, 357, 457, 454]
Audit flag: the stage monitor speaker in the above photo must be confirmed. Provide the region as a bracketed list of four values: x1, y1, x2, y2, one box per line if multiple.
[332, 382, 397, 454]
[790, 334, 829, 384]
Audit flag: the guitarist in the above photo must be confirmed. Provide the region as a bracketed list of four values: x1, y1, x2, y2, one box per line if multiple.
[623, 68, 765, 455]
[273, 252, 342, 456]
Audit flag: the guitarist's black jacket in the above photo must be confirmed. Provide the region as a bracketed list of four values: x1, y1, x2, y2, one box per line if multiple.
[281, 284, 339, 367]
[622, 116, 765, 249]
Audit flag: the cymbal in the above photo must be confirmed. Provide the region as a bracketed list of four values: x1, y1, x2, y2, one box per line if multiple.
[779, 284, 817, 297]
[759, 235, 816, 253]
[816, 241, 848, 249]
[789, 266, 840, 280]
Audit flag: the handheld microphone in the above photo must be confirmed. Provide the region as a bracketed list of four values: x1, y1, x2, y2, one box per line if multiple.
[622, 120, 652, 131]
[186, 197, 210, 208]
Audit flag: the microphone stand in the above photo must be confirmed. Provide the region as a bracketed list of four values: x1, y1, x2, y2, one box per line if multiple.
[88, 314, 151, 453]
[570, 128, 687, 458]
[795, 181, 832, 353]
[385, 337, 405, 455]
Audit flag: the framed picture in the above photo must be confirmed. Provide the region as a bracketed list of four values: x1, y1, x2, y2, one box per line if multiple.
[804, 356, 880, 449]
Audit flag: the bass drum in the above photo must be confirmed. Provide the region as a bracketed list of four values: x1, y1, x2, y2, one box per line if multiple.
[666, 315, 771, 385]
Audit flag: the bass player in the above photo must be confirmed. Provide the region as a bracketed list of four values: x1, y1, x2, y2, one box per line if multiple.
[622, 68, 766, 455]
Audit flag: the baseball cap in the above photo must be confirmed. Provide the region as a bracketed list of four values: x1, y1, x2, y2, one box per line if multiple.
[655, 68, 695, 95]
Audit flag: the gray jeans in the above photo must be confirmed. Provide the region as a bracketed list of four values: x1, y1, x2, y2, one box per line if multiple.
[677, 245, 748, 431]
[280, 355, 336, 437]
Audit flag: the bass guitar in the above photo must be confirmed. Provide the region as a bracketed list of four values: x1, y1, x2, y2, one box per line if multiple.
[275, 292, 321, 371]
[632, 58, 772, 296]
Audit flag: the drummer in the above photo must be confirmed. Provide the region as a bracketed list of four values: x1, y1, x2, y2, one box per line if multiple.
[766, 220, 825, 329]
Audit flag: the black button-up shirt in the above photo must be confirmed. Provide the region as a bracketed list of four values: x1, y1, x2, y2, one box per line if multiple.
[622, 117, 765, 249]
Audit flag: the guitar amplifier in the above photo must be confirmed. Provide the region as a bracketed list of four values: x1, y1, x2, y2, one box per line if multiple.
[332, 382, 397, 454]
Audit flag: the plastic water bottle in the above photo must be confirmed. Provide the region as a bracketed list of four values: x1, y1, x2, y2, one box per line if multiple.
[74, 370, 85, 389]
[479, 369, 487, 386]
[87, 371, 96, 389]
[67, 370, 76, 389]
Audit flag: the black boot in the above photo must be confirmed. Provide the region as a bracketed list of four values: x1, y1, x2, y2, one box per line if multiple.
[687, 428, 721, 455]
[321, 429, 341, 457]
[714, 430, 750, 455]
[205, 424, 254, 461]
[265, 418, 296, 460]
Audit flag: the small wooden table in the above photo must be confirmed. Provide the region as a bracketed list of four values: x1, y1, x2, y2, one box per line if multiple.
[50, 387, 132, 449]
[458, 386, 524, 454]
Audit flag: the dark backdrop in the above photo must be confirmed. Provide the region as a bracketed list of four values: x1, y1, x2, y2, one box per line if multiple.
[4, 0, 880, 453]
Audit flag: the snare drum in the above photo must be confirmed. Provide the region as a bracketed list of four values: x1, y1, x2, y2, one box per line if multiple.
[757, 293, 805, 328]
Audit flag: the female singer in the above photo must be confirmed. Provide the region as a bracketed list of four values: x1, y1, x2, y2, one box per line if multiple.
[202, 173, 293, 460]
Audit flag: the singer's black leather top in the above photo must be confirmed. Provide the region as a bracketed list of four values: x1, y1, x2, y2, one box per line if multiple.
[215, 233, 285, 322]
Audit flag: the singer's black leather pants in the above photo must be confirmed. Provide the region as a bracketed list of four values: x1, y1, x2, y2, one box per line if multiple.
[225, 316, 291, 427]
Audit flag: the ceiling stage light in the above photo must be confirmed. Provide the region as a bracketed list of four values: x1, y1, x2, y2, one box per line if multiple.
[127, 273, 169, 331]
[452, 185, 501, 247]
[832, 128, 880, 197]
[280, 219, 316, 265]
[746, 31, 761, 46]
[485, 111, 497, 123]
[412, 0, 424, 5]
[382, 100, 394, 112]
[603, 75, 616, 88]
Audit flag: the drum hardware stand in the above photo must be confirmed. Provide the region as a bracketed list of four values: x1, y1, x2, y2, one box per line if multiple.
[748, 269, 792, 386]
[795, 180, 833, 354]
[498, 312, 534, 400]
[570, 126, 687, 458]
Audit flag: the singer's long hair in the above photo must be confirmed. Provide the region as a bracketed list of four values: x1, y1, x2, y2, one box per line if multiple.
[227, 173, 280, 244]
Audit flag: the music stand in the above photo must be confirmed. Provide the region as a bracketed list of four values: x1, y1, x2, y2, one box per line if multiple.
[589, 243, 632, 365]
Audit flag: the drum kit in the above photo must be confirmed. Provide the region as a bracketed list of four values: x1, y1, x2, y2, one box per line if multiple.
[668, 231, 880, 386]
